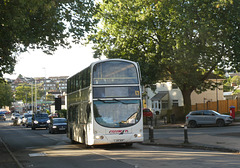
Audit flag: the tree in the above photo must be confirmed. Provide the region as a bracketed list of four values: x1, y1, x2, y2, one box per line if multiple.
[0, 81, 13, 107]
[223, 76, 233, 92]
[15, 83, 44, 106]
[0, 0, 98, 80]
[15, 83, 32, 105]
[46, 94, 55, 101]
[90, 0, 240, 113]
[231, 76, 240, 86]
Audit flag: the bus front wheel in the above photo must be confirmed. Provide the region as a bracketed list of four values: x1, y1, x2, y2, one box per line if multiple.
[71, 139, 77, 144]
[125, 143, 133, 147]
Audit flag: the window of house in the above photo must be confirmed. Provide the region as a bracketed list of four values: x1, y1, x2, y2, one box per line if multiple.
[155, 102, 158, 109]
[172, 83, 178, 89]
[172, 100, 178, 107]
[158, 100, 161, 109]
[162, 100, 169, 109]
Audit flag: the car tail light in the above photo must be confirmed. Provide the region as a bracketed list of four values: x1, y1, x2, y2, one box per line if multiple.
[186, 116, 189, 119]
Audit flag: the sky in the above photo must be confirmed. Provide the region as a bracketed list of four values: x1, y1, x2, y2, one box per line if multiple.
[3, 44, 106, 79]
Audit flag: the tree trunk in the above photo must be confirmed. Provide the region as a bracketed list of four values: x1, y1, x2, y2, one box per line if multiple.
[181, 89, 193, 114]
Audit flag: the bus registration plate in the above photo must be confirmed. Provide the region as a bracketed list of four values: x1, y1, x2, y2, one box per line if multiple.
[114, 139, 124, 142]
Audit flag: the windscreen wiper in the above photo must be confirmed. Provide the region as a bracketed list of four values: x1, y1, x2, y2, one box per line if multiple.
[113, 98, 128, 104]
[97, 98, 118, 103]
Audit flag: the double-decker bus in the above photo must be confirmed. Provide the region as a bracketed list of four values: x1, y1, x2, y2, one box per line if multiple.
[67, 59, 143, 146]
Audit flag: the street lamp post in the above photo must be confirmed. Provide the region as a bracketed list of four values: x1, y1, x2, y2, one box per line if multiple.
[31, 82, 33, 113]
[35, 79, 37, 113]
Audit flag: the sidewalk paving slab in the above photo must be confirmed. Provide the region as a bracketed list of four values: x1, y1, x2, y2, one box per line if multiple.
[142, 121, 240, 153]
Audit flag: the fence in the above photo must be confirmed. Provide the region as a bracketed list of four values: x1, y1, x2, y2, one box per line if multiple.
[191, 98, 240, 114]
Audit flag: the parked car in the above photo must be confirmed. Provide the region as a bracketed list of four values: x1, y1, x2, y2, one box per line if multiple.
[32, 113, 50, 130]
[11, 113, 20, 120]
[186, 110, 233, 128]
[0, 109, 10, 114]
[48, 118, 67, 134]
[22, 113, 33, 126]
[0, 114, 6, 121]
[17, 115, 23, 125]
[25, 117, 32, 128]
[143, 108, 153, 120]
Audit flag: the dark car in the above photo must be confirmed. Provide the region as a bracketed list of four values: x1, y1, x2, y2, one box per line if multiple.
[143, 108, 153, 119]
[49, 118, 67, 134]
[32, 113, 50, 130]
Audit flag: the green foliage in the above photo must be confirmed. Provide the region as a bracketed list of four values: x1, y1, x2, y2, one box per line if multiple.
[231, 76, 240, 85]
[223, 76, 233, 92]
[15, 83, 44, 103]
[90, 0, 240, 112]
[58, 109, 67, 118]
[0, 0, 99, 80]
[46, 109, 50, 115]
[15, 83, 32, 104]
[0, 81, 13, 107]
[46, 94, 55, 101]
[233, 89, 240, 95]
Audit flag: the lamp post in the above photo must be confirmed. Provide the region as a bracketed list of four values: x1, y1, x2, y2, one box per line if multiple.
[43, 67, 47, 112]
[31, 82, 33, 113]
[35, 79, 37, 113]
[216, 77, 219, 112]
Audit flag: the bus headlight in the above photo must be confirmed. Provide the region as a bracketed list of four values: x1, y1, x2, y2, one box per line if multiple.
[95, 135, 104, 140]
[134, 134, 142, 138]
[34, 121, 38, 124]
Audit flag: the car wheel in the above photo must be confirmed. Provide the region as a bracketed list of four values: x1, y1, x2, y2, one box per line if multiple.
[216, 119, 225, 127]
[188, 120, 197, 128]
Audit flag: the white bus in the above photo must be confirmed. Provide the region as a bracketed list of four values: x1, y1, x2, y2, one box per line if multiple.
[67, 59, 143, 146]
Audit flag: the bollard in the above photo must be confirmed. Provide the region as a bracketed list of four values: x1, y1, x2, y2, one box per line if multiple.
[163, 116, 167, 125]
[184, 125, 189, 144]
[149, 125, 154, 142]
[13, 119, 18, 126]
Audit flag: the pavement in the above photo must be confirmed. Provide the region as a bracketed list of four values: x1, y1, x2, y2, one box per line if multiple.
[143, 121, 240, 153]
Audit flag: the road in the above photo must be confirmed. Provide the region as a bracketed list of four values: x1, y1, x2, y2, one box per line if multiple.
[1, 115, 240, 168]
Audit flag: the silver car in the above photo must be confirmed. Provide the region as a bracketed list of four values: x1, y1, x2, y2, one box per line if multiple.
[186, 110, 233, 128]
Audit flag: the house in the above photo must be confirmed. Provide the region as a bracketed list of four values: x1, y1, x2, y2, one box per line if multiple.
[144, 82, 184, 115]
[145, 77, 224, 116]
[191, 75, 225, 105]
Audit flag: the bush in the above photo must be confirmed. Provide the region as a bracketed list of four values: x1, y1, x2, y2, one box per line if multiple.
[58, 109, 67, 118]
